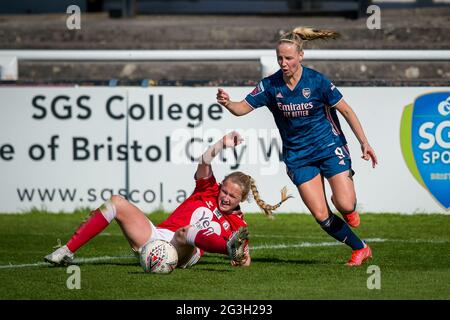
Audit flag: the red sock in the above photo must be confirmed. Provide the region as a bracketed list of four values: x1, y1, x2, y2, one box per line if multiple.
[192, 229, 228, 255]
[66, 209, 109, 252]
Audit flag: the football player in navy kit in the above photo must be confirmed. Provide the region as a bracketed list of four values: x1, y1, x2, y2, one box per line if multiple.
[217, 27, 378, 266]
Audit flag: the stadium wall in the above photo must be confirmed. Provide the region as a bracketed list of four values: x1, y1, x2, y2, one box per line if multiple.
[1, 86, 449, 214]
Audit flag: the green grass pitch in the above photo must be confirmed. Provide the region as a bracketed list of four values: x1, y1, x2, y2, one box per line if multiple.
[0, 211, 449, 300]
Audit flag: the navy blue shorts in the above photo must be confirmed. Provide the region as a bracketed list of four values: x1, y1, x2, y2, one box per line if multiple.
[286, 146, 354, 186]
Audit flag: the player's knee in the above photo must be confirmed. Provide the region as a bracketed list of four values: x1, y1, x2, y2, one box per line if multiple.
[110, 194, 125, 206]
[109, 195, 127, 218]
[312, 208, 330, 222]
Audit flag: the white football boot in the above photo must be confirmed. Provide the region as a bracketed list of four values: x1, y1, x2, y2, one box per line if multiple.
[226, 227, 249, 263]
[44, 245, 74, 266]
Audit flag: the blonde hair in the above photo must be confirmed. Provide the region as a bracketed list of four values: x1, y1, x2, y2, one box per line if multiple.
[279, 26, 340, 51]
[223, 172, 293, 219]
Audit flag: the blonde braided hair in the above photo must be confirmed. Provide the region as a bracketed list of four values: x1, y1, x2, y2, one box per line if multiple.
[223, 172, 293, 219]
[279, 26, 340, 51]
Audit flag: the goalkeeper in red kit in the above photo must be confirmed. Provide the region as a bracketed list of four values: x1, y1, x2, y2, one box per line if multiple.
[45, 132, 291, 269]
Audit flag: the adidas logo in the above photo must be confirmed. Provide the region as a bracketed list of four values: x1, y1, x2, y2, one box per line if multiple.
[339, 160, 345, 165]
[276, 92, 283, 98]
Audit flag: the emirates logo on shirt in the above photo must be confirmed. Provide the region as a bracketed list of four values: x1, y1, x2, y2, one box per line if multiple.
[276, 101, 313, 118]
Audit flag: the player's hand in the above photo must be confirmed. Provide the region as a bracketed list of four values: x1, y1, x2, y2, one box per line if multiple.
[222, 131, 244, 149]
[361, 143, 378, 168]
[231, 253, 251, 267]
[217, 88, 230, 107]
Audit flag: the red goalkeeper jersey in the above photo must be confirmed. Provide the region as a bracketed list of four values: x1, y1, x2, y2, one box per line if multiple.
[157, 174, 247, 240]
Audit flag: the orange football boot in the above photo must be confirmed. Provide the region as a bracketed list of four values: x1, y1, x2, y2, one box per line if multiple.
[346, 244, 372, 266]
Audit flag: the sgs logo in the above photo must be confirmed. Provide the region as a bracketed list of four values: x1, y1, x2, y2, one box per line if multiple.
[400, 92, 450, 210]
[419, 97, 450, 164]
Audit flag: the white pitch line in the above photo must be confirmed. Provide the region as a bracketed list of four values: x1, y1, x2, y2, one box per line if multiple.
[0, 255, 136, 270]
[250, 238, 387, 250]
[0, 237, 448, 270]
[0, 261, 50, 269]
[72, 254, 136, 263]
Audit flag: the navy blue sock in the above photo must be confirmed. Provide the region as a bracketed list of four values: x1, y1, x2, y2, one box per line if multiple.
[319, 213, 365, 250]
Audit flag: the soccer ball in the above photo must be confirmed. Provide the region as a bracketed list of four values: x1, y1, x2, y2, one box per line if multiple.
[140, 239, 178, 274]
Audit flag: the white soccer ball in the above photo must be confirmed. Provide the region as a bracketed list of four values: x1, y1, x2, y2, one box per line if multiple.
[140, 239, 178, 274]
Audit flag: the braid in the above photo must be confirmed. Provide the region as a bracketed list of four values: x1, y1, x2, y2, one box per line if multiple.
[279, 26, 340, 51]
[292, 27, 340, 41]
[249, 177, 293, 219]
[223, 172, 293, 218]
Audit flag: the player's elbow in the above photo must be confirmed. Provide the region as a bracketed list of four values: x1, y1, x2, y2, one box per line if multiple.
[226, 101, 252, 117]
[173, 226, 190, 246]
[231, 109, 246, 117]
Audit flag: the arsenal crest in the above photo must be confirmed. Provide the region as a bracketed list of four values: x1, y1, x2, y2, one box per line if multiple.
[302, 88, 311, 99]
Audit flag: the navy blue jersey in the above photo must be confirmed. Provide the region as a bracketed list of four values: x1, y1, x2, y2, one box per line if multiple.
[245, 67, 347, 169]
